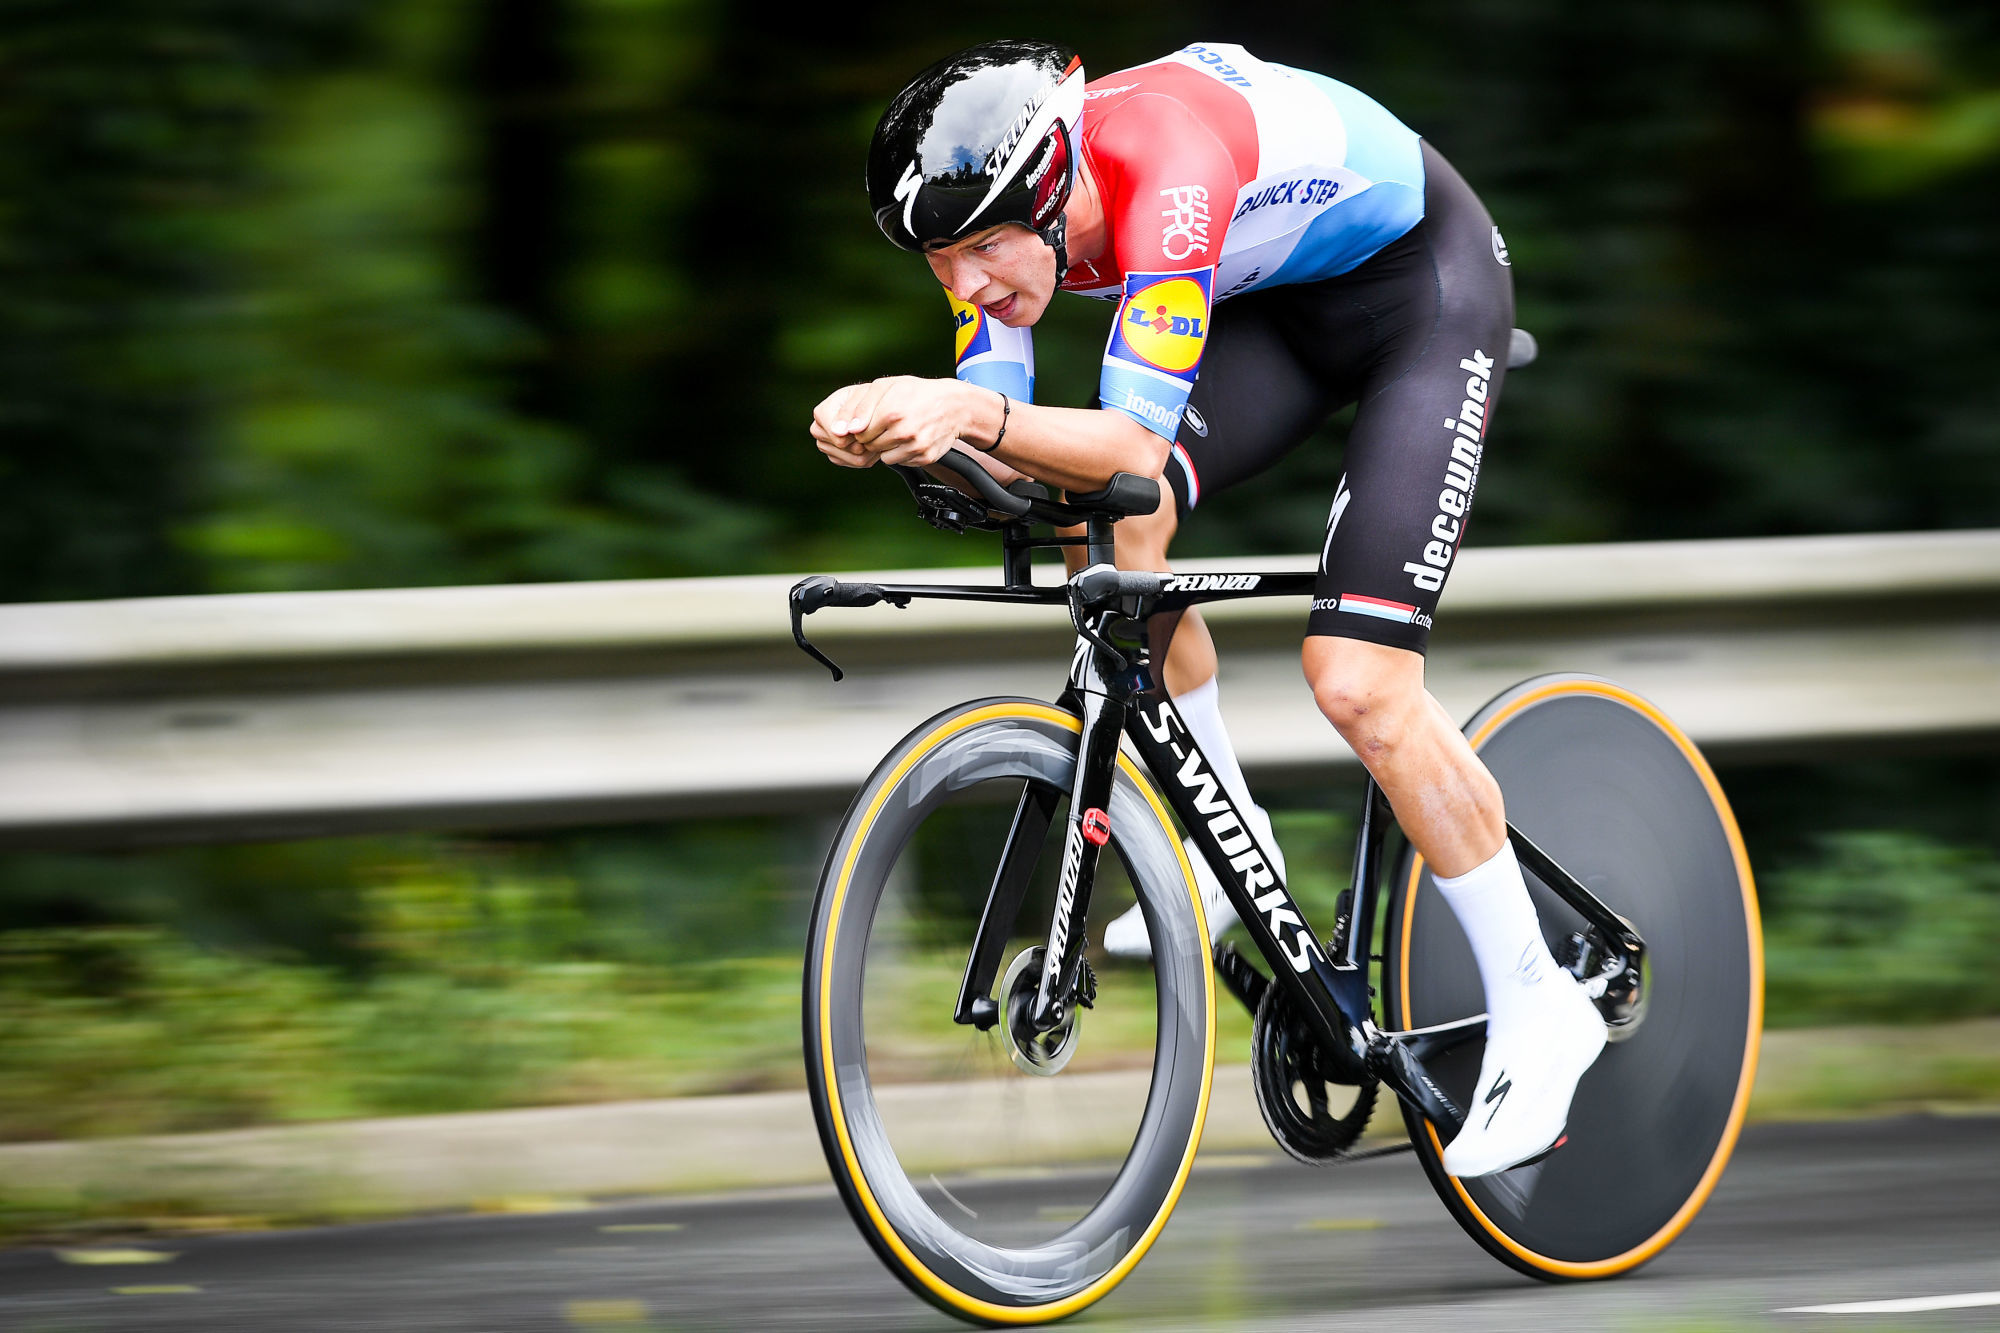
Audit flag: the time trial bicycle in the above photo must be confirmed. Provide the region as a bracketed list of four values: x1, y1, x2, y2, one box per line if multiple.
[789, 444, 1762, 1326]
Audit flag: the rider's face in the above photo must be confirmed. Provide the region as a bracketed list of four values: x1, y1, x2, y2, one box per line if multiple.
[924, 225, 1056, 326]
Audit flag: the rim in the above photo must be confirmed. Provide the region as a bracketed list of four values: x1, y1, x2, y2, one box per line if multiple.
[809, 702, 1216, 1321]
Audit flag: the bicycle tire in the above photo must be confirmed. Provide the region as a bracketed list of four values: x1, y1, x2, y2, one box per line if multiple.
[803, 697, 1216, 1325]
[1384, 674, 1763, 1280]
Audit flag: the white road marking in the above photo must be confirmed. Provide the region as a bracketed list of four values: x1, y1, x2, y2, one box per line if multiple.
[1779, 1290, 2000, 1314]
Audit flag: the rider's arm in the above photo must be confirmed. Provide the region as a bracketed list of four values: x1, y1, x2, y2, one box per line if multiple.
[953, 386, 1169, 491]
[1088, 95, 1231, 452]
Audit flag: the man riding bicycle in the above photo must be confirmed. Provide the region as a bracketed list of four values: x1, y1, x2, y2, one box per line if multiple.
[808, 38, 1603, 1178]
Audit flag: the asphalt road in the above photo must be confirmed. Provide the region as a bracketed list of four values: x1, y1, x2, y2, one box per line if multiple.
[8, 1114, 2000, 1332]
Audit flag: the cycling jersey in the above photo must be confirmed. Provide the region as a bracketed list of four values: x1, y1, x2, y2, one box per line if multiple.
[944, 45, 1511, 656]
[948, 42, 1426, 442]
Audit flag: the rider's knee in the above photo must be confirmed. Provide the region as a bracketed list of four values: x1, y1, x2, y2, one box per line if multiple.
[1303, 638, 1425, 761]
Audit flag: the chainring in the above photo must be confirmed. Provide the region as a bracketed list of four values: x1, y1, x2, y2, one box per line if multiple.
[1250, 980, 1378, 1164]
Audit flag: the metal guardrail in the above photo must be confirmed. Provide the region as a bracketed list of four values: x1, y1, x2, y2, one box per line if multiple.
[0, 530, 1995, 847]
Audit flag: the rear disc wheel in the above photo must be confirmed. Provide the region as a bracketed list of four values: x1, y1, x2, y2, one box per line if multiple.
[1385, 674, 1763, 1280]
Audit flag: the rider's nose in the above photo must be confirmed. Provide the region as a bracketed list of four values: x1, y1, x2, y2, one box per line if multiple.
[951, 259, 987, 304]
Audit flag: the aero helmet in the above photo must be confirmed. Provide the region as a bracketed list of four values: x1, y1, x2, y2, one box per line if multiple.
[865, 40, 1085, 274]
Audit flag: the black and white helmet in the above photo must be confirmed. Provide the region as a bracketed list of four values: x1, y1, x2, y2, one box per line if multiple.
[865, 40, 1085, 265]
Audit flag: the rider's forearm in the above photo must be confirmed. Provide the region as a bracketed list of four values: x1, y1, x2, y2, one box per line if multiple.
[955, 383, 1170, 492]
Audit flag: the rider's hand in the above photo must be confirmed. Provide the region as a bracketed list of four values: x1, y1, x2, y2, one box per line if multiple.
[810, 376, 977, 469]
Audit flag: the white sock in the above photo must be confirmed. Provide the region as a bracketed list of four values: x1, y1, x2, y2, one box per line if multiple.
[1172, 676, 1257, 821]
[1430, 841, 1561, 1031]
[1172, 675, 1283, 869]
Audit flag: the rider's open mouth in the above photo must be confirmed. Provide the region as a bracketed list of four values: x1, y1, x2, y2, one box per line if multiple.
[984, 293, 1019, 320]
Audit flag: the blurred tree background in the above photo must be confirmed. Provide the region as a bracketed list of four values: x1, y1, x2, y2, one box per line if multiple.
[3, 0, 1995, 602]
[1, 0, 1998, 1165]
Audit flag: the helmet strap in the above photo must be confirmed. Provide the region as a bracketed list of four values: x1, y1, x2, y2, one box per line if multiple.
[1039, 214, 1071, 288]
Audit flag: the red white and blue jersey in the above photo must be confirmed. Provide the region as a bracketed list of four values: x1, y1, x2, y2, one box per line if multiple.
[948, 43, 1427, 441]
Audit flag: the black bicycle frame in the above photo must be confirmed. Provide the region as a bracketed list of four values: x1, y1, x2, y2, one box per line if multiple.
[790, 494, 1645, 1142]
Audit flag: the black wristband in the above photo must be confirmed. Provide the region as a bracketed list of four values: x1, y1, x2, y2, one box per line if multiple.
[981, 390, 1010, 453]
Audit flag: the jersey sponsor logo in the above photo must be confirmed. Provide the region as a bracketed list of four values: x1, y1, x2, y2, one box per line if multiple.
[1182, 405, 1209, 437]
[1491, 226, 1511, 266]
[1405, 347, 1496, 593]
[1231, 175, 1343, 221]
[1116, 385, 1183, 432]
[1182, 43, 1253, 87]
[1085, 83, 1139, 100]
[947, 291, 990, 364]
[1111, 270, 1213, 375]
[1165, 573, 1260, 592]
[1022, 130, 1071, 229]
[1159, 185, 1211, 260]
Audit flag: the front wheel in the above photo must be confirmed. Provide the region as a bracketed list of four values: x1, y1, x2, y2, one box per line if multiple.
[803, 698, 1216, 1325]
[1385, 674, 1763, 1280]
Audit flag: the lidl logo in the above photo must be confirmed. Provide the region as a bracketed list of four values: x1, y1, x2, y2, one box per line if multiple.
[1114, 274, 1210, 375]
[948, 292, 986, 363]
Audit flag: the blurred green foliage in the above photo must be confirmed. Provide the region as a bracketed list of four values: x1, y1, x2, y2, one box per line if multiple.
[2, 765, 1996, 1142]
[1, 0, 1996, 601]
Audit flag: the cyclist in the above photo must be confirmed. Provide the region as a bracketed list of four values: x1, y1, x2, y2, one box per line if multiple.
[809, 39, 1603, 1177]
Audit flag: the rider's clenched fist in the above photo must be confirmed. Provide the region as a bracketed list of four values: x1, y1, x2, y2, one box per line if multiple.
[810, 375, 992, 469]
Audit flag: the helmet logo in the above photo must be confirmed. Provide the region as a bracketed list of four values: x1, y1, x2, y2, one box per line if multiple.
[1026, 130, 1071, 230]
[894, 161, 924, 236]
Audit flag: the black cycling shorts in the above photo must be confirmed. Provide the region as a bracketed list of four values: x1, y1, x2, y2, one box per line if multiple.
[1161, 141, 1514, 654]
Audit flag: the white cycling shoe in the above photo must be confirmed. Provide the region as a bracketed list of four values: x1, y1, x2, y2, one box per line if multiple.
[1102, 810, 1283, 959]
[1442, 966, 1608, 1178]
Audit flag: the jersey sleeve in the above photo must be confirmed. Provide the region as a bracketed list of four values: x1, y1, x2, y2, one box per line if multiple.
[1091, 96, 1235, 440]
[947, 289, 1035, 403]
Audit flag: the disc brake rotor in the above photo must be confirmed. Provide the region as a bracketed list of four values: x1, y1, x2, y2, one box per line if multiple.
[1000, 946, 1080, 1076]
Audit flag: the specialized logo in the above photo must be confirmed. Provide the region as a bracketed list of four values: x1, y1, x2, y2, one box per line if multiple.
[1111, 270, 1213, 375]
[1166, 573, 1259, 592]
[1159, 185, 1211, 260]
[1483, 1070, 1512, 1129]
[894, 161, 924, 237]
[1491, 226, 1511, 266]
[1080, 808, 1111, 846]
[1319, 474, 1352, 574]
[947, 291, 989, 364]
[1406, 347, 1494, 593]
[1045, 828, 1086, 992]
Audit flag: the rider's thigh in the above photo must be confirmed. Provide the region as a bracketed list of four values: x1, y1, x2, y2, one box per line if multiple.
[1303, 142, 1514, 656]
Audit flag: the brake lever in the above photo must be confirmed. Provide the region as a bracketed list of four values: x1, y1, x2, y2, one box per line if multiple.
[789, 575, 910, 681]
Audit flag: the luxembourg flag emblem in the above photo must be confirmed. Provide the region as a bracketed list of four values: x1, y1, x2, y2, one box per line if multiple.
[1338, 593, 1418, 623]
